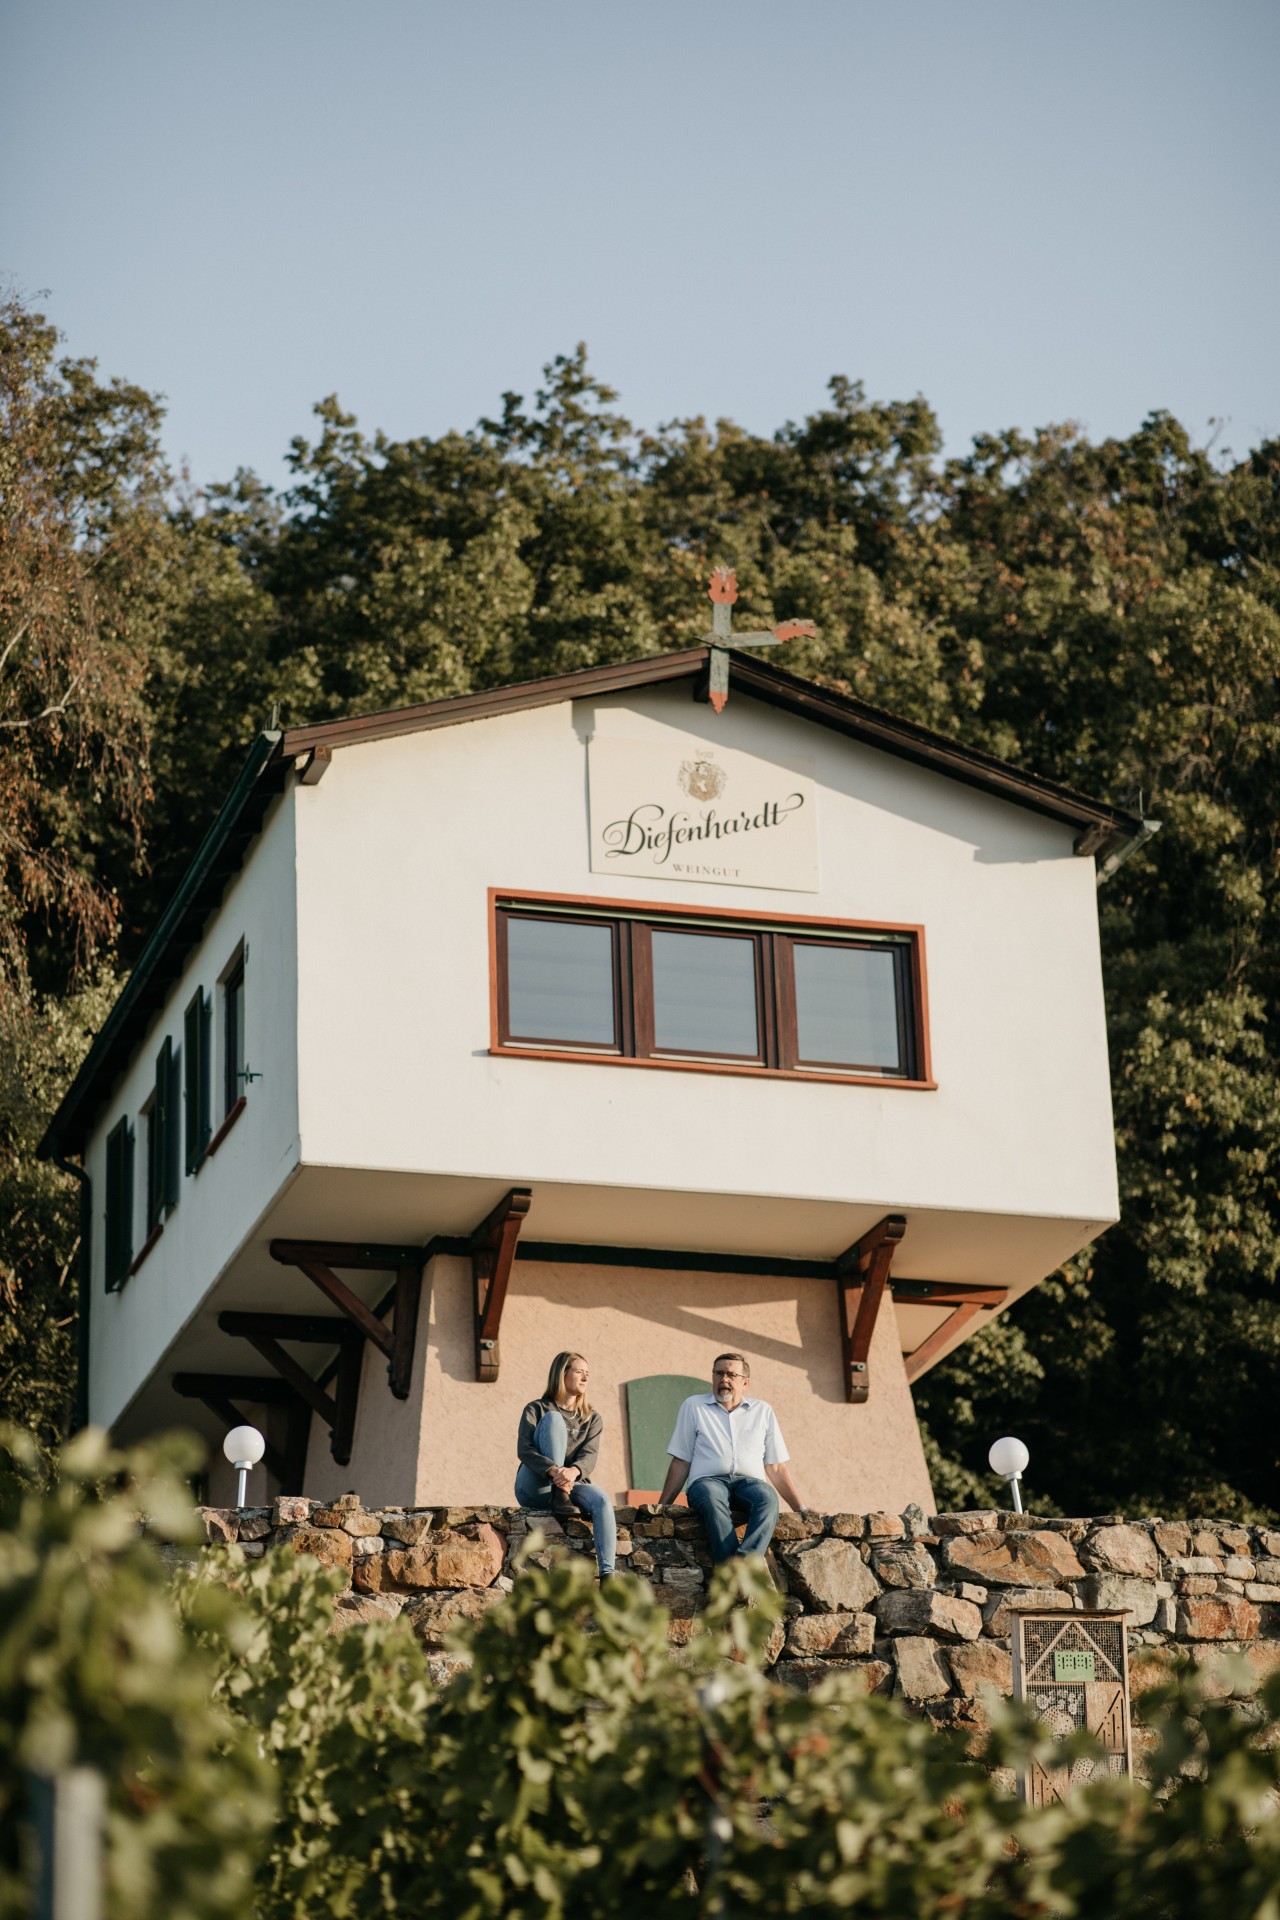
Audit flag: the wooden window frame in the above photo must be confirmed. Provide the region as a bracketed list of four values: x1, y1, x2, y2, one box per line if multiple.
[488, 889, 935, 1091]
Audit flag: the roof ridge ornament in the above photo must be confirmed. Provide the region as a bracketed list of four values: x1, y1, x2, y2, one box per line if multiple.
[698, 568, 816, 712]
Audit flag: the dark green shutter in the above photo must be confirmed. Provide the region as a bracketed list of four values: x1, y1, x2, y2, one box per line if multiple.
[164, 1041, 181, 1210]
[624, 1375, 708, 1492]
[105, 1118, 134, 1290]
[184, 989, 212, 1172]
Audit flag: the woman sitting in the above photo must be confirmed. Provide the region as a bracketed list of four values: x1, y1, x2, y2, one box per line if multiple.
[515, 1350, 616, 1581]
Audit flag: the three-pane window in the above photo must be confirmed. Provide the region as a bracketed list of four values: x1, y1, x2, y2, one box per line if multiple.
[495, 899, 926, 1081]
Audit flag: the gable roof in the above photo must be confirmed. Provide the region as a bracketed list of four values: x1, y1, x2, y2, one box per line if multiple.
[39, 643, 1153, 1159]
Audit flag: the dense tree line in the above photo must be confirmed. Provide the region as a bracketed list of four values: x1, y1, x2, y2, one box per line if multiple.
[2, 298, 1277, 1516]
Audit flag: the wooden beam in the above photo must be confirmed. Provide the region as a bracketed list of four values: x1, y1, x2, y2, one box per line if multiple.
[296, 1260, 395, 1360]
[173, 1371, 295, 1404]
[269, 1239, 426, 1271]
[904, 1293, 1007, 1384]
[835, 1214, 907, 1405]
[242, 1331, 339, 1428]
[218, 1310, 355, 1344]
[390, 1265, 421, 1400]
[471, 1188, 533, 1383]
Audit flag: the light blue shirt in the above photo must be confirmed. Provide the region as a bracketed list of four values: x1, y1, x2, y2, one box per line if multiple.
[666, 1394, 789, 1487]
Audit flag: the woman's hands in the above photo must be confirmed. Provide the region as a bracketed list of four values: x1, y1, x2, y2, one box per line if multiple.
[549, 1465, 580, 1494]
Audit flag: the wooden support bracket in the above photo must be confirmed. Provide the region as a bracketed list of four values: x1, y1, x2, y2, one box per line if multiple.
[834, 1214, 907, 1405]
[900, 1284, 1007, 1384]
[171, 1372, 292, 1484]
[267, 1239, 424, 1416]
[470, 1188, 533, 1382]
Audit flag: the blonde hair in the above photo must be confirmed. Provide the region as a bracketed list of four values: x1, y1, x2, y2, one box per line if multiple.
[544, 1350, 592, 1417]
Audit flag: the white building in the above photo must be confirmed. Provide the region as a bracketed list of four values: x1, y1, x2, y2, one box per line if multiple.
[40, 625, 1154, 1512]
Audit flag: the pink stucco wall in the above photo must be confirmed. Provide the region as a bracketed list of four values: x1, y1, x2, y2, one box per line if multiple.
[302, 1255, 934, 1514]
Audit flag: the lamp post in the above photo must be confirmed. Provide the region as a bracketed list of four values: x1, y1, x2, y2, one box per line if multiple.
[988, 1435, 1029, 1513]
[223, 1424, 265, 1509]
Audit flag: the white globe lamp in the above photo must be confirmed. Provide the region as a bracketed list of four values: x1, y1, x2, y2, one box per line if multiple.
[223, 1424, 266, 1509]
[988, 1435, 1029, 1513]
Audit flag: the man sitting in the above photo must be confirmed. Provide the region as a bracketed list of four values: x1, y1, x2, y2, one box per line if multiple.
[658, 1351, 806, 1561]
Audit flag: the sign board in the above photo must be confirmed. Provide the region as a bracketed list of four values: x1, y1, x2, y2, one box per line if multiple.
[588, 736, 819, 892]
[1011, 1611, 1131, 1805]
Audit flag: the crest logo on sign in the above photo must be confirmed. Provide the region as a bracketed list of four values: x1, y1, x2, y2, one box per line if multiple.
[678, 757, 727, 803]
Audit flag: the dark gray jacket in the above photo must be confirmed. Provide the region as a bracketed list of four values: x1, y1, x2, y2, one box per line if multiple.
[516, 1399, 603, 1485]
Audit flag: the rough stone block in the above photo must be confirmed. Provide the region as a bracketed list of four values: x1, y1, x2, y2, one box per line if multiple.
[272, 1495, 311, 1526]
[780, 1538, 880, 1612]
[379, 1512, 435, 1543]
[893, 1637, 951, 1701]
[785, 1613, 854, 1657]
[1085, 1525, 1159, 1580]
[332, 1592, 407, 1631]
[662, 1566, 705, 1589]
[1258, 1532, 1280, 1559]
[932, 1512, 1001, 1536]
[200, 1508, 238, 1543]
[951, 1583, 988, 1604]
[240, 1541, 266, 1559]
[1178, 1575, 1220, 1597]
[983, 1587, 1074, 1638]
[1084, 1574, 1159, 1626]
[831, 1614, 877, 1659]
[634, 1516, 675, 1538]
[384, 1524, 504, 1591]
[1156, 1597, 1176, 1633]
[866, 1512, 905, 1539]
[236, 1510, 271, 1541]
[351, 1535, 385, 1558]
[630, 1549, 655, 1575]
[947, 1642, 1013, 1697]
[343, 1510, 384, 1537]
[1246, 1584, 1280, 1604]
[404, 1586, 505, 1647]
[828, 1514, 866, 1539]
[944, 1529, 1084, 1588]
[844, 1659, 893, 1695]
[876, 1590, 982, 1642]
[1252, 1558, 1280, 1585]
[276, 1523, 353, 1572]
[1177, 1596, 1261, 1641]
[872, 1544, 937, 1590]
[771, 1511, 824, 1541]
[1153, 1522, 1190, 1557]
[1190, 1529, 1222, 1558]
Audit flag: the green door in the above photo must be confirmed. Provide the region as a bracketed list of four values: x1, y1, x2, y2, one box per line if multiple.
[625, 1375, 707, 1493]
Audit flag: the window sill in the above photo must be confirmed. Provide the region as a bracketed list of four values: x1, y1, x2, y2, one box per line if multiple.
[128, 1222, 164, 1278]
[488, 1047, 937, 1091]
[205, 1096, 247, 1160]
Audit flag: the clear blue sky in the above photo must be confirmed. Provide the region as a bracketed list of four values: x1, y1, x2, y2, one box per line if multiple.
[2, 0, 1277, 493]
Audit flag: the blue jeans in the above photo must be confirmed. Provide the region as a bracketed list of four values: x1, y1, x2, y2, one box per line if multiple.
[687, 1472, 779, 1563]
[514, 1409, 616, 1577]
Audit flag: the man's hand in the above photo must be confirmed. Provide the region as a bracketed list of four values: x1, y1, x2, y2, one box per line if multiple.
[765, 1462, 806, 1513]
[659, 1456, 690, 1505]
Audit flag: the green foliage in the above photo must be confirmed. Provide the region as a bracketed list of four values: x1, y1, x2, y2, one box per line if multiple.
[0, 1427, 271, 1918]
[186, 1538, 1280, 1919]
[7, 1435, 1280, 1917]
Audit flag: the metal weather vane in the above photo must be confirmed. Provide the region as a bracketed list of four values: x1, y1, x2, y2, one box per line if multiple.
[699, 568, 816, 713]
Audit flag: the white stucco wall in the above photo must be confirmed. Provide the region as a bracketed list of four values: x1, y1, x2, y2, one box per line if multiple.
[290, 685, 1118, 1234]
[83, 789, 302, 1428]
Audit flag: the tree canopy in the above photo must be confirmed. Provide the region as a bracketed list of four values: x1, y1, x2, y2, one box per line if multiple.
[3, 302, 1277, 1516]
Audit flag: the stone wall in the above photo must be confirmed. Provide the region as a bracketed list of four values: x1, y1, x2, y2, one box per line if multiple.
[198, 1498, 1280, 1752]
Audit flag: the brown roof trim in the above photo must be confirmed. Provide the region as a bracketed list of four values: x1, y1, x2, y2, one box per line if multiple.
[277, 643, 1143, 843]
[279, 649, 707, 755]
